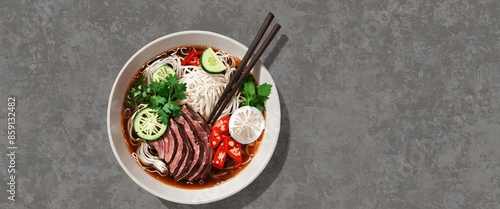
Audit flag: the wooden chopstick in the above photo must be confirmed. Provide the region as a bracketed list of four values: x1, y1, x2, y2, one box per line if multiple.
[208, 23, 281, 124]
[207, 13, 275, 124]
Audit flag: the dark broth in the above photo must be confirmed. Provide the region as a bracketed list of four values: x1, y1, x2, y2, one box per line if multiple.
[121, 45, 263, 189]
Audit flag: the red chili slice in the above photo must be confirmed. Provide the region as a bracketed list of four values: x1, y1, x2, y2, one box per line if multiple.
[225, 136, 242, 165]
[188, 56, 200, 66]
[181, 49, 198, 66]
[213, 140, 227, 170]
[213, 116, 230, 136]
[211, 115, 243, 170]
[195, 50, 203, 56]
[209, 128, 223, 149]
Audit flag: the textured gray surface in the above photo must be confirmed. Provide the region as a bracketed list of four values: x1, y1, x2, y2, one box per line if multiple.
[1, 0, 500, 208]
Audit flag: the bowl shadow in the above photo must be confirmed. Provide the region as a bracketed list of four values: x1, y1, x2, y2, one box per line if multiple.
[160, 35, 290, 208]
[264, 34, 288, 68]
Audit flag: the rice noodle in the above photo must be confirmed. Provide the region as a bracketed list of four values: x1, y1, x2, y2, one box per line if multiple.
[123, 108, 131, 120]
[136, 140, 169, 175]
[178, 68, 242, 120]
[245, 142, 255, 156]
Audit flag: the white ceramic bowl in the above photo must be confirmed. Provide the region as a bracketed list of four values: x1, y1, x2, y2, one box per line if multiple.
[107, 31, 281, 204]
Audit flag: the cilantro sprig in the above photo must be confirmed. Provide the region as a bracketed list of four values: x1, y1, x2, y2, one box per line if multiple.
[241, 75, 272, 111]
[126, 74, 187, 124]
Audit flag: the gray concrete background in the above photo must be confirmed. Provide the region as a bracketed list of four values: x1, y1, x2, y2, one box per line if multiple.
[1, 0, 500, 208]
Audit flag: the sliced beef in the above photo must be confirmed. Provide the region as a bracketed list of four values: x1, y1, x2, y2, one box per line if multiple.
[168, 119, 187, 175]
[145, 105, 214, 182]
[149, 140, 161, 157]
[148, 134, 166, 160]
[163, 130, 177, 165]
[158, 135, 167, 159]
[147, 124, 176, 167]
[174, 115, 203, 181]
[181, 105, 213, 181]
[183, 105, 211, 133]
[171, 119, 194, 181]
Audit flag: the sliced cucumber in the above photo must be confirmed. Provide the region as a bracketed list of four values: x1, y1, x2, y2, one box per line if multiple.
[152, 65, 175, 82]
[201, 48, 226, 73]
[133, 108, 167, 140]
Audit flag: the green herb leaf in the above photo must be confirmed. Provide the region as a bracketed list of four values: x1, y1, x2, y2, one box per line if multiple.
[162, 105, 172, 115]
[158, 86, 171, 99]
[242, 82, 255, 97]
[255, 104, 264, 112]
[149, 96, 166, 108]
[239, 76, 272, 111]
[257, 83, 272, 98]
[172, 83, 187, 100]
[165, 74, 178, 86]
[149, 81, 163, 94]
[166, 101, 182, 117]
[157, 109, 170, 124]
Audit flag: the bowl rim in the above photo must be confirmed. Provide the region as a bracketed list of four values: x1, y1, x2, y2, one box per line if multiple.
[107, 30, 281, 204]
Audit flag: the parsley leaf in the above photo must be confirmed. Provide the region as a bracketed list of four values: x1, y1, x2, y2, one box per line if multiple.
[242, 81, 255, 106]
[149, 81, 164, 94]
[255, 103, 264, 112]
[240, 75, 272, 111]
[165, 74, 179, 86]
[173, 83, 187, 100]
[157, 109, 170, 124]
[149, 95, 167, 109]
[257, 83, 272, 98]
[165, 100, 182, 117]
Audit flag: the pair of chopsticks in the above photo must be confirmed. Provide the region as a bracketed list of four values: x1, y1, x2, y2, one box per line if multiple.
[207, 13, 281, 125]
